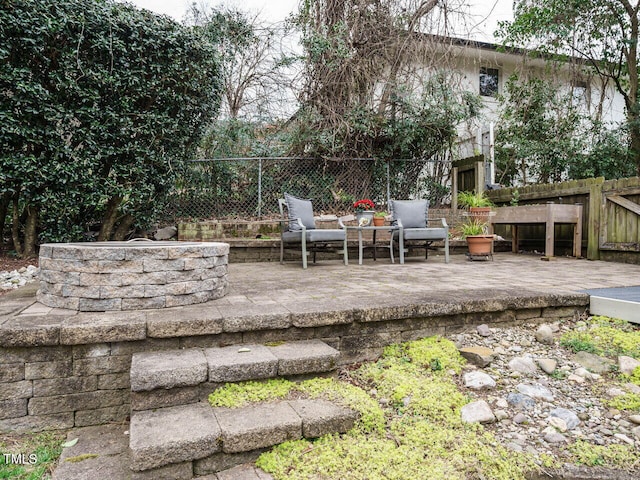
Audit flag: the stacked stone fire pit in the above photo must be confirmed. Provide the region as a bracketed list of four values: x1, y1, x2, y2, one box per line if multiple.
[36, 241, 229, 311]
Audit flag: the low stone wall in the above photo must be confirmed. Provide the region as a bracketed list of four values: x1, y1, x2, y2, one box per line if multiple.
[0, 285, 588, 432]
[37, 242, 229, 311]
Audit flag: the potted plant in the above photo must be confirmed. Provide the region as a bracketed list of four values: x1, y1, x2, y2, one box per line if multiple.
[457, 191, 494, 223]
[460, 219, 494, 256]
[353, 199, 375, 226]
[373, 211, 387, 226]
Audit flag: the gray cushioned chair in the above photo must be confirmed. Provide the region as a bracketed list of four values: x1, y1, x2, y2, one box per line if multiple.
[389, 199, 449, 264]
[279, 194, 348, 269]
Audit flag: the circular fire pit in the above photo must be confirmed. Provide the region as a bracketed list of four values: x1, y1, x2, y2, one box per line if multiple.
[37, 241, 229, 311]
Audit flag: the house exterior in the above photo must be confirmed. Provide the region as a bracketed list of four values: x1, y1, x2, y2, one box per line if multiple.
[440, 37, 627, 163]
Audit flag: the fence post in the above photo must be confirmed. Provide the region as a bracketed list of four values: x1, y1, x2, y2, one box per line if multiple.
[258, 158, 262, 218]
[587, 177, 604, 260]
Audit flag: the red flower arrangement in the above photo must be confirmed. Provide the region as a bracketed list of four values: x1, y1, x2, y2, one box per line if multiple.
[353, 199, 375, 211]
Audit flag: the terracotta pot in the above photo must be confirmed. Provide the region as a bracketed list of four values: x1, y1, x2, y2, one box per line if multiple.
[372, 216, 385, 226]
[469, 207, 492, 224]
[466, 235, 494, 256]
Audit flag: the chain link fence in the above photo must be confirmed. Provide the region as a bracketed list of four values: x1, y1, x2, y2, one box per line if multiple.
[161, 157, 451, 222]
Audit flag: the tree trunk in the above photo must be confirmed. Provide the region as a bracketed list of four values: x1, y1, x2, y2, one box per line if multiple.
[0, 191, 10, 241]
[22, 205, 38, 258]
[113, 214, 134, 241]
[98, 196, 122, 242]
[11, 193, 23, 257]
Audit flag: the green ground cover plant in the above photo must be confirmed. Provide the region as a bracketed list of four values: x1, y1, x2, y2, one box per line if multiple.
[560, 316, 640, 357]
[0, 432, 64, 480]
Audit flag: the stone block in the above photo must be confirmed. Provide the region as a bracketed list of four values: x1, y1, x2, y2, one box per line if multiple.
[25, 359, 72, 380]
[61, 313, 146, 344]
[142, 285, 168, 297]
[143, 259, 185, 273]
[121, 272, 167, 285]
[78, 273, 123, 286]
[0, 398, 27, 419]
[0, 315, 61, 347]
[72, 344, 111, 359]
[36, 291, 79, 310]
[215, 402, 302, 453]
[131, 349, 208, 392]
[131, 385, 201, 411]
[222, 305, 292, 332]
[205, 345, 278, 382]
[165, 292, 210, 308]
[130, 403, 221, 471]
[100, 285, 145, 299]
[194, 449, 266, 476]
[179, 333, 243, 349]
[33, 376, 98, 397]
[165, 281, 204, 296]
[516, 308, 543, 320]
[165, 269, 203, 283]
[74, 404, 129, 426]
[73, 355, 131, 376]
[110, 338, 180, 355]
[268, 340, 339, 376]
[542, 306, 577, 318]
[0, 345, 71, 364]
[0, 363, 24, 382]
[78, 298, 122, 312]
[288, 399, 358, 438]
[130, 462, 193, 480]
[183, 257, 217, 270]
[288, 305, 354, 328]
[340, 333, 400, 351]
[124, 247, 170, 261]
[217, 464, 272, 480]
[27, 389, 127, 415]
[40, 269, 81, 286]
[167, 246, 205, 259]
[122, 297, 166, 310]
[97, 372, 130, 390]
[459, 347, 495, 368]
[62, 285, 101, 299]
[0, 412, 74, 433]
[0, 380, 32, 401]
[201, 244, 230, 257]
[147, 306, 224, 338]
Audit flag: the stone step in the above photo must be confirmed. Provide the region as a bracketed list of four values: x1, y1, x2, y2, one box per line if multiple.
[129, 340, 339, 412]
[129, 399, 357, 477]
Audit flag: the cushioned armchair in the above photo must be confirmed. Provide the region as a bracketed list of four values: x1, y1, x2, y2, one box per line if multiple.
[389, 199, 450, 264]
[279, 194, 348, 269]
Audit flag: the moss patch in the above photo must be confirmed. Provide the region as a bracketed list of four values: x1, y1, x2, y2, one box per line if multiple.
[606, 393, 640, 412]
[65, 453, 99, 463]
[560, 316, 640, 358]
[208, 378, 294, 408]
[568, 440, 638, 468]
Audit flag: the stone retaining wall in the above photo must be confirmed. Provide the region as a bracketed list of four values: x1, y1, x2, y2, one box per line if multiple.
[37, 242, 229, 311]
[0, 289, 588, 432]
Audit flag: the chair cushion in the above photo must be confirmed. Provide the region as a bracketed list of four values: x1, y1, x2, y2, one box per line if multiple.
[282, 229, 345, 243]
[284, 193, 316, 231]
[391, 200, 429, 228]
[400, 227, 447, 241]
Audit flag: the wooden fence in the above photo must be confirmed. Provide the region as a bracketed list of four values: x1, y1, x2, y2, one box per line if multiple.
[486, 177, 640, 263]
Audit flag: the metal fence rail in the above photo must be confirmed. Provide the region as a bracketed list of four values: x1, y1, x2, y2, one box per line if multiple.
[162, 157, 450, 221]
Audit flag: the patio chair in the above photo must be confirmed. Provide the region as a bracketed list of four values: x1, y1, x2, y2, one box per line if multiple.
[389, 199, 450, 264]
[279, 194, 348, 269]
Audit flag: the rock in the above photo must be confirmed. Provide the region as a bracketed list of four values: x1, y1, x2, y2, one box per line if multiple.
[606, 387, 626, 397]
[629, 415, 640, 425]
[506, 442, 523, 452]
[458, 347, 494, 367]
[464, 371, 496, 390]
[513, 413, 530, 424]
[508, 357, 537, 375]
[154, 226, 177, 241]
[507, 393, 536, 410]
[573, 351, 613, 374]
[516, 383, 554, 402]
[626, 383, 640, 394]
[537, 358, 557, 374]
[568, 374, 585, 384]
[476, 324, 492, 337]
[573, 368, 600, 381]
[614, 433, 635, 445]
[461, 400, 495, 424]
[495, 398, 509, 409]
[543, 431, 567, 443]
[632, 426, 640, 439]
[535, 325, 554, 345]
[549, 408, 580, 430]
[520, 340, 532, 347]
[494, 410, 509, 421]
[548, 417, 568, 432]
[618, 356, 640, 375]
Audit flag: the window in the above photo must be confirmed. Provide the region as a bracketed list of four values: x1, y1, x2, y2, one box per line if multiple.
[479, 67, 499, 97]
